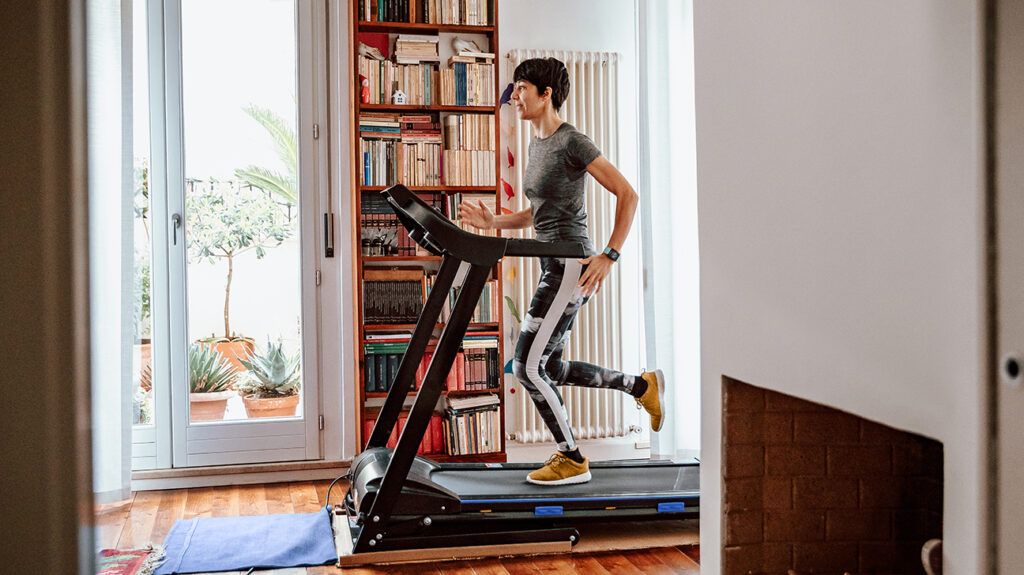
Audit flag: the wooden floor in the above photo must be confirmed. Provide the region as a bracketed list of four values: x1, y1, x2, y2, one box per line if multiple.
[96, 481, 700, 574]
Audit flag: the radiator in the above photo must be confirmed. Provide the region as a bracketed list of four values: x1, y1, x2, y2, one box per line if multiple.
[504, 50, 631, 444]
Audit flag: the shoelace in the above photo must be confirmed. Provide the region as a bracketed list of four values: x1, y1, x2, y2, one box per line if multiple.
[545, 453, 568, 467]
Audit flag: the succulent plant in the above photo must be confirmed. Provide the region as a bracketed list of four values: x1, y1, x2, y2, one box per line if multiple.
[238, 339, 301, 398]
[188, 343, 237, 394]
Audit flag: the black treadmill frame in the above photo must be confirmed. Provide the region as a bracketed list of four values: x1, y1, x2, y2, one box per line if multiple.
[347, 185, 697, 555]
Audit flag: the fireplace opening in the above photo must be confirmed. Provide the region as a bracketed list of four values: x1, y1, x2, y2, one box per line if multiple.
[721, 376, 943, 574]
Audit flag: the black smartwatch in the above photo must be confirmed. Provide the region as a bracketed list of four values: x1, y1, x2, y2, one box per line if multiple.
[602, 246, 620, 262]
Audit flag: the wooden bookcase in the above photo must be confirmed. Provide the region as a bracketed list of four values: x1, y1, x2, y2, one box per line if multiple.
[349, 0, 506, 462]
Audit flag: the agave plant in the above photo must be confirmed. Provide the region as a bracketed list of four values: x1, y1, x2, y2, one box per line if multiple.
[238, 339, 302, 398]
[188, 343, 237, 394]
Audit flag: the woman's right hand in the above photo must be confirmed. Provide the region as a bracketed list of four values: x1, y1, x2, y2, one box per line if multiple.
[458, 200, 495, 230]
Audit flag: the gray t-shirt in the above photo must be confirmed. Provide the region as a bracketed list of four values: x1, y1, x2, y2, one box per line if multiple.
[523, 122, 601, 256]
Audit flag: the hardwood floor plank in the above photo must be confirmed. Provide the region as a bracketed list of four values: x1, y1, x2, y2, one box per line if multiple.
[95, 497, 134, 550]
[532, 555, 577, 574]
[647, 547, 700, 574]
[567, 555, 612, 575]
[117, 489, 161, 549]
[437, 560, 477, 575]
[290, 481, 324, 513]
[239, 483, 269, 516]
[151, 488, 188, 544]
[266, 482, 295, 515]
[624, 548, 677, 575]
[591, 552, 645, 575]
[677, 544, 700, 564]
[497, 556, 542, 575]
[183, 486, 215, 520]
[210, 484, 240, 517]
[470, 558, 512, 575]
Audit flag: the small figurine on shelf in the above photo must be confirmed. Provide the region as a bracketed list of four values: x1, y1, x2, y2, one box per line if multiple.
[392, 89, 407, 105]
[452, 36, 482, 54]
[359, 75, 370, 104]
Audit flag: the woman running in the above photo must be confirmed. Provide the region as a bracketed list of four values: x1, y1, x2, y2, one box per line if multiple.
[459, 57, 665, 485]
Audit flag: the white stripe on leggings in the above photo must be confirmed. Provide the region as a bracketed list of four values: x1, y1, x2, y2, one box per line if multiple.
[524, 258, 584, 451]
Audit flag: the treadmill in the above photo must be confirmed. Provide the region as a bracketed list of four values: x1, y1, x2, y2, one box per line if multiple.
[339, 184, 699, 561]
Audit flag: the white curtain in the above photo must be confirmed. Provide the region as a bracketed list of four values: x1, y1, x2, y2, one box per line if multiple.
[88, 0, 134, 502]
[637, 0, 700, 458]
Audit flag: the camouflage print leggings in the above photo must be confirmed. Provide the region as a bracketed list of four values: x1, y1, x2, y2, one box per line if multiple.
[511, 256, 641, 452]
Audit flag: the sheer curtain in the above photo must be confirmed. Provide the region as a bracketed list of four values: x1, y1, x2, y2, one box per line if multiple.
[88, 0, 134, 502]
[637, 0, 700, 458]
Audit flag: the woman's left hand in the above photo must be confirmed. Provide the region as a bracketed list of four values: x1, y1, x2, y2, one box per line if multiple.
[577, 254, 615, 297]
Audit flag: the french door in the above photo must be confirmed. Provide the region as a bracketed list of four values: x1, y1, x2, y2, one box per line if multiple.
[146, 0, 325, 467]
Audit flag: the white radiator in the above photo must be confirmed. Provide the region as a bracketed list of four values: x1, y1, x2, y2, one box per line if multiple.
[504, 49, 631, 444]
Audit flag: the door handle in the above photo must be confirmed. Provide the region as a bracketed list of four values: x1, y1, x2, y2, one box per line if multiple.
[172, 213, 182, 245]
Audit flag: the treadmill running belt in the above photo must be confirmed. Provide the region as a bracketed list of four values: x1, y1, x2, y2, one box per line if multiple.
[431, 465, 699, 500]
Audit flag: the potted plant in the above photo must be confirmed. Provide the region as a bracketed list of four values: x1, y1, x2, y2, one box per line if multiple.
[186, 179, 293, 370]
[134, 161, 154, 394]
[238, 339, 302, 418]
[188, 343, 237, 421]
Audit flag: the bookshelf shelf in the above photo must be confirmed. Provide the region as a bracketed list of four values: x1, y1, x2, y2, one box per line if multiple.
[361, 255, 442, 262]
[357, 21, 495, 35]
[352, 0, 505, 463]
[358, 103, 496, 114]
[364, 388, 501, 399]
[363, 322, 499, 332]
[360, 185, 495, 192]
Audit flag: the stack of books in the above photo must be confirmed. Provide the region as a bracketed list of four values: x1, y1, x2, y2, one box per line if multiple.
[363, 410, 446, 455]
[444, 394, 501, 455]
[362, 269, 424, 324]
[441, 51, 495, 107]
[446, 191, 496, 235]
[394, 34, 440, 64]
[442, 115, 495, 186]
[398, 115, 442, 186]
[358, 0, 490, 26]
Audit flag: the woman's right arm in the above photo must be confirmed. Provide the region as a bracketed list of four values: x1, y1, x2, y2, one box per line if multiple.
[458, 200, 533, 230]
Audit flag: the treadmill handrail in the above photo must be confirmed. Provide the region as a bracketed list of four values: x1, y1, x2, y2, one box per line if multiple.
[504, 238, 587, 258]
[383, 184, 588, 261]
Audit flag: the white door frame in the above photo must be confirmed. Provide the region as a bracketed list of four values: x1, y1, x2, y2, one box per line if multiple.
[142, 0, 329, 468]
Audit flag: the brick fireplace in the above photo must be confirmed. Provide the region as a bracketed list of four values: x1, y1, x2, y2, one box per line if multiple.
[721, 376, 943, 574]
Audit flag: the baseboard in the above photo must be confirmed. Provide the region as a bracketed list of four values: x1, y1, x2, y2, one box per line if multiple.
[131, 460, 350, 491]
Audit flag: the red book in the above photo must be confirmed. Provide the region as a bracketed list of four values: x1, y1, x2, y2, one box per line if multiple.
[386, 420, 399, 448]
[363, 418, 375, 449]
[431, 414, 444, 455]
[421, 419, 433, 454]
[456, 351, 465, 390]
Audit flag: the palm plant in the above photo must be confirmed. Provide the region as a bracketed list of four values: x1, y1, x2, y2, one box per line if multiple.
[238, 339, 301, 398]
[188, 343, 237, 394]
[234, 105, 297, 206]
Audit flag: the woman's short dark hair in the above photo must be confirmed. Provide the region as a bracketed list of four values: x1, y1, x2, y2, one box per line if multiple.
[513, 57, 571, 111]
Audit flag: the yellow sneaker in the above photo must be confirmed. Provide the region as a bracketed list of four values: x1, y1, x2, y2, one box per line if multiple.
[527, 453, 592, 486]
[637, 369, 666, 432]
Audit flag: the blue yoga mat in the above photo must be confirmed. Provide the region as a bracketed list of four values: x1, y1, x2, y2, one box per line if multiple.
[155, 508, 337, 574]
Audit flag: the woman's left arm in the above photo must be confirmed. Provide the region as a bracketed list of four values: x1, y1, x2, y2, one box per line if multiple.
[577, 155, 639, 296]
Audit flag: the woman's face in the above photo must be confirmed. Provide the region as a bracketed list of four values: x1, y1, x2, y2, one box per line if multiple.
[511, 80, 550, 120]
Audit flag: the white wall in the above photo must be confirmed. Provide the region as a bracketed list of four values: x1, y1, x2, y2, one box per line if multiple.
[694, 2, 985, 573]
[499, 0, 645, 378]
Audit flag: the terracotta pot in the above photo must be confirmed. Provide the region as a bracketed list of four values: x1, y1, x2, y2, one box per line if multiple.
[201, 338, 255, 373]
[189, 390, 234, 421]
[242, 393, 300, 418]
[136, 339, 153, 392]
